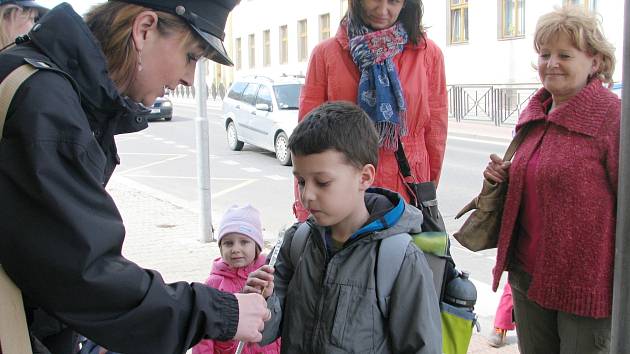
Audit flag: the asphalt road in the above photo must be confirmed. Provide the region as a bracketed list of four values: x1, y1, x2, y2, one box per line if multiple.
[113, 100, 511, 323]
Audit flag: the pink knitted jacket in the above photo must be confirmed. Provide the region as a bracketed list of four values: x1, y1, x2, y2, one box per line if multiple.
[492, 79, 620, 318]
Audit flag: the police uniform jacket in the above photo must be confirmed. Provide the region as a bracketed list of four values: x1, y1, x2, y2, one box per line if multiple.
[0, 4, 239, 353]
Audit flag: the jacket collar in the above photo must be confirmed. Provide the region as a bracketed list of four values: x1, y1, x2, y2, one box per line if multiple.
[28, 3, 146, 133]
[516, 79, 614, 137]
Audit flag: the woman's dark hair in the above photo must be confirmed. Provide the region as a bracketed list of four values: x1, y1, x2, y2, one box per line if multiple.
[347, 0, 425, 46]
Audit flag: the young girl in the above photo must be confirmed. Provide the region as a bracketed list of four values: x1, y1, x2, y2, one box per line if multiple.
[193, 205, 280, 354]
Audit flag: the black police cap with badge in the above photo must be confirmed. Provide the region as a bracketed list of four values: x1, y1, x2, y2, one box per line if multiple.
[116, 0, 239, 66]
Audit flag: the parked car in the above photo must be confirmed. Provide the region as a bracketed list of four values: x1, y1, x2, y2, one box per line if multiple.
[141, 96, 173, 121]
[222, 75, 303, 165]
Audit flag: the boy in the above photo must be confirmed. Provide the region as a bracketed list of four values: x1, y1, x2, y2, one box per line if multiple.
[245, 101, 442, 353]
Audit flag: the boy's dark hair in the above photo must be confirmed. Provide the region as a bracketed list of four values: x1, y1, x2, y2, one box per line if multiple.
[288, 101, 379, 169]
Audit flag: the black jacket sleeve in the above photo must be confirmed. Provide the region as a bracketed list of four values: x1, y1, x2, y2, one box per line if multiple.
[0, 71, 238, 354]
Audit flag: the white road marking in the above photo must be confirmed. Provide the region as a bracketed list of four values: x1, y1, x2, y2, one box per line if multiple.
[241, 167, 262, 173]
[163, 140, 176, 145]
[176, 145, 189, 149]
[265, 175, 288, 181]
[117, 154, 187, 174]
[220, 160, 239, 166]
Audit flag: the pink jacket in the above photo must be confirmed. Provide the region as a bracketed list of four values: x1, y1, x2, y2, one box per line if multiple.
[492, 79, 620, 318]
[294, 25, 448, 220]
[192, 255, 281, 354]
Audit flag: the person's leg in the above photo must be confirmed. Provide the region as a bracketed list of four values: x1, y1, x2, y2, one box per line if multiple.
[488, 282, 516, 347]
[558, 312, 611, 354]
[509, 269, 560, 354]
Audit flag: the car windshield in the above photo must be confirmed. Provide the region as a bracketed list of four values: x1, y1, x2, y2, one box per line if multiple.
[273, 84, 302, 110]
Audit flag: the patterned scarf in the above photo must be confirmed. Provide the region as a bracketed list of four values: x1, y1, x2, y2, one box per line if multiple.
[347, 18, 408, 150]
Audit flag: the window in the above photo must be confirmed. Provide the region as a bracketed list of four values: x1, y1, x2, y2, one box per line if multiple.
[227, 82, 247, 100]
[499, 0, 525, 39]
[279, 25, 288, 65]
[449, 0, 468, 44]
[319, 13, 330, 41]
[248, 34, 255, 68]
[256, 86, 273, 108]
[297, 19, 308, 62]
[242, 84, 260, 106]
[235, 37, 242, 69]
[263, 30, 271, 67]
[563, 0, 597, 11]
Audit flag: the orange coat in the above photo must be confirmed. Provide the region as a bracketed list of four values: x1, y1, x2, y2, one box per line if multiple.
[294, 26, 448, 220]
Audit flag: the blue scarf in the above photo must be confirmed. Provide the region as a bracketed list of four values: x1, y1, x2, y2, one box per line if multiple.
[348, 19, 408, 150]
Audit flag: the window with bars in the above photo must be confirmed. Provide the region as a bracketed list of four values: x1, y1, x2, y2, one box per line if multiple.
[298, 19, 308, 62]
[563, 0, 597, 11]
[263, 30, 271, 67]
[279, 25, 288, 65]
[248, 34, 255, 68]
[449, 0, 469, 44]
[499, 0, 525, 39]
[319, 13, 330, 41]
[235, 37, 242, 69]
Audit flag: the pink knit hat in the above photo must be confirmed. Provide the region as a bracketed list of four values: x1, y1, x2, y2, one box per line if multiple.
[217, 204, 264, 250]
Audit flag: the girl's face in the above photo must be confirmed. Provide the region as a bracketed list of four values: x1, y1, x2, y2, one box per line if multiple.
[127, 12, 206, 106]
[359, 0, 405, 30]
[220, 233, 258, 268]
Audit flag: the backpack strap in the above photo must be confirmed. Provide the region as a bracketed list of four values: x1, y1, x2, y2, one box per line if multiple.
[376, 233, 411, 318]
[0, 64, 38, 354]
[289, 222, 311, 268]
[0, 64, 38, 140]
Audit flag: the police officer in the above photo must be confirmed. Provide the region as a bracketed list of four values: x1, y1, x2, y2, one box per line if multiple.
[0, 1, 269, 353]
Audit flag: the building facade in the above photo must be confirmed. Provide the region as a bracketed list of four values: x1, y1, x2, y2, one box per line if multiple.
[219, 0, 624, 86]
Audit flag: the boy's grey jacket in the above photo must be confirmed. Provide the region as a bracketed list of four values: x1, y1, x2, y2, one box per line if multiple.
[262, 188, 442, 353]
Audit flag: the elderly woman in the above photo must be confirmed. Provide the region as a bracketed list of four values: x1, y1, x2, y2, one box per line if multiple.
[0, 1, 269, 353]
[0, 0, 47, 49]
[293, 0, 448, 221]
[485, 6, 619, 354]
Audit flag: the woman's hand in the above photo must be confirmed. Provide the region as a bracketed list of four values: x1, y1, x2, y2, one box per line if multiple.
[483, 153, 511, 183]
[243, 265, 275, 299]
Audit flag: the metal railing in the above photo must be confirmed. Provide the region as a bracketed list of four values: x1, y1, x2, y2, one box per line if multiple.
[448, 83, 539, 126]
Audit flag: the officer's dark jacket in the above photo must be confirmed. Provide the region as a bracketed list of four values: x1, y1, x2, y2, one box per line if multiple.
[0, 4, 238, 354]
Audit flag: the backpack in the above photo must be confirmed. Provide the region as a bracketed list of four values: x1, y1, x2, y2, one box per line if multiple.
[0, 64, 39, 354]
[288, 222, 477, 354]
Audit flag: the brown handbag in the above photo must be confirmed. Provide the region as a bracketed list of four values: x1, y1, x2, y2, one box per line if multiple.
[452, 125, 531, 252]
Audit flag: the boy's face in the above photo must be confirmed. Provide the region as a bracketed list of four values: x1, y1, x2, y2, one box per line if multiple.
[293, 149, 375, 233]
[219, 233, 257, 268]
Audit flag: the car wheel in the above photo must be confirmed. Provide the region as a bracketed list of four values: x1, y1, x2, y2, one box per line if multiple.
[164, 116, 172, 121]
[275, 132, 291, 166]
[227, 121, 244, 151]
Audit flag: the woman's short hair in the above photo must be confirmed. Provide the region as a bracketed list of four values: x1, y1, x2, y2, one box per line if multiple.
[534, 6, 616, 84]
[84, 1, 211, 94]
[0, 4, 39, 48]
[347, 0, 425, 46]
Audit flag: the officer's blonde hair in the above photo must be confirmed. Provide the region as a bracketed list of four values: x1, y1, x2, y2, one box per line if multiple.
[85, 1, 210, 93]
[0, 4, 38, 48]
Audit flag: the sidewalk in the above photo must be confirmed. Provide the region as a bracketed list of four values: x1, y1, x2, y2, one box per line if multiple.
[108, 119, 519, 353]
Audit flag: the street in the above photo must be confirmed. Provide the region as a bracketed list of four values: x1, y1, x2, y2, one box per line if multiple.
[113, 99, 513, 329]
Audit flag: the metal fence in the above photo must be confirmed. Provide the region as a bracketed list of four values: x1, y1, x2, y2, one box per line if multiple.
[448, 83, 540, 126]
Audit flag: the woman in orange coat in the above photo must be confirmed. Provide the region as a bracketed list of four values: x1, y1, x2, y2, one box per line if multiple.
[294, 0, 448, 221]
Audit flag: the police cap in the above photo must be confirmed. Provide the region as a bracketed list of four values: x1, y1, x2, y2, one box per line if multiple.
[115, 0, 238, 66]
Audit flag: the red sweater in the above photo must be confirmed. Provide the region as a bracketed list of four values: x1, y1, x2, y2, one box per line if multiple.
[492, 79, 620, 318]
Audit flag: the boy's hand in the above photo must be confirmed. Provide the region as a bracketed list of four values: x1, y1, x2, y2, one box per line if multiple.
[244, 265, 275, 299]
[233, 293, 271, 342]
